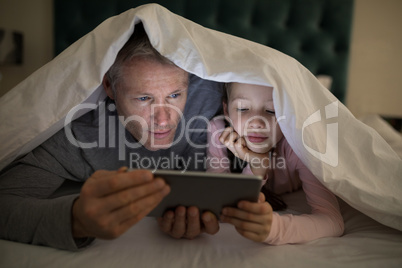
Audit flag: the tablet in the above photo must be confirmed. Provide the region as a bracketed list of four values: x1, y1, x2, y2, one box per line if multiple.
[147, 170, 263, 218]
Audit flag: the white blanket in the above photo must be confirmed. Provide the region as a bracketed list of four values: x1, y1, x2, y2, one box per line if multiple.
[0, 4, 401, 231]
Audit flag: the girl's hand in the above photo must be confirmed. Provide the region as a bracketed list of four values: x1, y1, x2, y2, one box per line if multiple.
[220, 192, 273, 242]
[219, 127, 270, 177]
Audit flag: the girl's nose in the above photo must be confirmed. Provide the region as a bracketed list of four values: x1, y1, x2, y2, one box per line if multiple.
[247, 116, 266, 129]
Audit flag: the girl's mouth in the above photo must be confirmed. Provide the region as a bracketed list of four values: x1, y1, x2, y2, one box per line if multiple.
[246, 134, 268, 143]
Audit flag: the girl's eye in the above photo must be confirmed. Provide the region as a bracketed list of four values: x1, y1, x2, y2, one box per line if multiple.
[137, 96, 150, 101]
[266, 110, 276, 115]
[237, 108, 249, 112]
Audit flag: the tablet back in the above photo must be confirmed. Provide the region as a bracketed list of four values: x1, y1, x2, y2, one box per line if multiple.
[148, 170, 262, 218]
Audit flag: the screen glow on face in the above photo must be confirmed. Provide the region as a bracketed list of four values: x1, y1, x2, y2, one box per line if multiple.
[226, 83, 283, 154]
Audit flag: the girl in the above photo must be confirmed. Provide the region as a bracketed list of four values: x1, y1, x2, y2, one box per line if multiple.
[207, 82, 344, 244]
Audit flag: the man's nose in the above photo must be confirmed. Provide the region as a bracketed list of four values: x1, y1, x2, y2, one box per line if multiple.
[152, 105, 170, 127]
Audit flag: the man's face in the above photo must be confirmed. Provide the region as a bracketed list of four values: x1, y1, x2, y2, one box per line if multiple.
[105, 57, 189, 151]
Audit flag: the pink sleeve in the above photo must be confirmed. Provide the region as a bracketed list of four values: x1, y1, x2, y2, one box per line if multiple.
[206, 118, 230, 173]
[242, 164, 268, 185]
[264, 146, 344, 245]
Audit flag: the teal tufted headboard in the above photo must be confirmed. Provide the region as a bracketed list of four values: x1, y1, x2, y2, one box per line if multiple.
[54, 0, 354, 102]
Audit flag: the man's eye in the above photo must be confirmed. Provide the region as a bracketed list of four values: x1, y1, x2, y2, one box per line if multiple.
[170, 93, 180, 98]
[137, 96, 150, 101]
[237, 108, 249, 112]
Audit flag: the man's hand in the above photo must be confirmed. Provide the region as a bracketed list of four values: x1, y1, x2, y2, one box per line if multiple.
[221, 192, 273, 242]
[72, 167, 170, 239]
[157, 206, 219, 239]
[219, 127, 270, 177]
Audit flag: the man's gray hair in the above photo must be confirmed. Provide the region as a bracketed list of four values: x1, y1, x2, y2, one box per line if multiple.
[106, 22, 176, 92]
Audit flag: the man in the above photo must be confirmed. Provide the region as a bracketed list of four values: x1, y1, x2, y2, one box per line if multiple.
[0, 23, 222, 251]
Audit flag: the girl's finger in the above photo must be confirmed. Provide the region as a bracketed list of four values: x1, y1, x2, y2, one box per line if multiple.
[237, 200, 272, 216]
[219, 127, 232, 143]
[234, 137, 250, 160]
[226, 131, 239, 145]
[219, 127, 236, 144]
[221, 214, 269, 240]
[221, 205, 270, 224]
[258, 192, 266, 203]
[234, 226, 270, 243]
[220, 128, 241, 156]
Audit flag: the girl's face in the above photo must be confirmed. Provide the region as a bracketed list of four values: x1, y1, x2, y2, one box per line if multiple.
[224, 83, 283, 154]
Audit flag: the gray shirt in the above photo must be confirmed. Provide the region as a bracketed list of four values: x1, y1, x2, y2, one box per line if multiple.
[0, 75, 223, 251]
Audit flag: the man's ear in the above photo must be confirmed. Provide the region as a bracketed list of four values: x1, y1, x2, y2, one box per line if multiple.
[103, 74, 115, 100]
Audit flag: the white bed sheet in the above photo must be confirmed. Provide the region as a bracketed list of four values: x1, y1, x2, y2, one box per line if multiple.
[1, 190, 401, 268]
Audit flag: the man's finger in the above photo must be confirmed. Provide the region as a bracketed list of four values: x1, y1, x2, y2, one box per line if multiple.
[202, 211, 219, 235]
[184, 206, 201, 239]
[100, 178, 169, 213]
[170, 206, 187, 238]
[84, 169, 154, 197]
[111, 183, 170, 224]
[158, 211, 175, 233]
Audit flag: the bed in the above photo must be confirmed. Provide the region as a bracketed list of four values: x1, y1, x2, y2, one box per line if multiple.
[1, 191, 401, 268]
[0, 1, 401, 267]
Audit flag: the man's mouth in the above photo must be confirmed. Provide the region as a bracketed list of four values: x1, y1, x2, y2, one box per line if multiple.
[150, 129, 172, 139]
